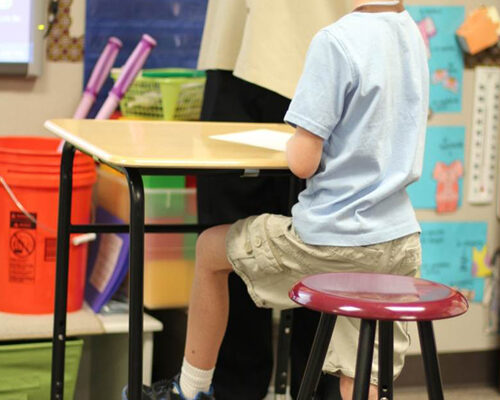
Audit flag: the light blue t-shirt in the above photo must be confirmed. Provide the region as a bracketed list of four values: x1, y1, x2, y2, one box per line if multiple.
[284, 10, 429, 246]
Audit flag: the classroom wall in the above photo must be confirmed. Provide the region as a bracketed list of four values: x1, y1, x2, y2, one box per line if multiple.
[0, 0, 85, 136]
[0, 0, 499, 356]
[406, 0, 500, 355]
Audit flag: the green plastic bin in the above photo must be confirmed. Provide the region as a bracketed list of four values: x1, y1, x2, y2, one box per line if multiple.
[143, 175, 185, 189]
[0, 340, 83, 400]
[183, 233, 197, 260]
[145, 188, 189, 219]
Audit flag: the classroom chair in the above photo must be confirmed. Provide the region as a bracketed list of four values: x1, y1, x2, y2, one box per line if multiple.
[289, 272, 468, 400]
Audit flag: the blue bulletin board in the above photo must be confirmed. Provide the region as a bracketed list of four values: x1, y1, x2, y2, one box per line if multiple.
[420, 222, 488, 303]
[407, 6, 465, 113]
[407, 126, 465, 212]
[84, 0, 207, 116]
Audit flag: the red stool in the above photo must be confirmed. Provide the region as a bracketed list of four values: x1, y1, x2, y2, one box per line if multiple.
[289, 272, 468, 400]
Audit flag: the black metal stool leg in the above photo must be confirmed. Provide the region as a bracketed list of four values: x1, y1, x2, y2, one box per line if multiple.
[125, 168, 145, 400]
[353, 319, 376, 400]
[378, 321, 394, 400]
[417, 321, 444, 400]
[51, 142, 75, 400]
[275, 309, 294, 399]
[297, 313, 337, 400]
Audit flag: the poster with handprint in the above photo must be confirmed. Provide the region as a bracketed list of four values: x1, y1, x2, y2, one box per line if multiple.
[407, 6, 465, 113]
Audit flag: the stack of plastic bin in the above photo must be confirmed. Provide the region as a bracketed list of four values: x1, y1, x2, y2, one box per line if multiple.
[0, 340, 83, 398]
[95, 166, 197, 308]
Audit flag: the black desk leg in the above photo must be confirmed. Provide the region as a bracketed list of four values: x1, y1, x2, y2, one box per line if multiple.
[125, 168, 146, 400]
[51, 142, 75, 400]
[274, 176, 304, 399]
[274, 309, 294, 398]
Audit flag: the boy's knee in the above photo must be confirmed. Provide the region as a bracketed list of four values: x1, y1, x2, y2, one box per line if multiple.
[196, 228, 213, 253]
[197, 227, 221, 256]
[196, 228, 216, 264]
[196, 225, 232, 272]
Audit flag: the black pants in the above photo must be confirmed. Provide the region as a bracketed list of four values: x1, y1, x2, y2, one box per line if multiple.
[198, 70, 339, 400]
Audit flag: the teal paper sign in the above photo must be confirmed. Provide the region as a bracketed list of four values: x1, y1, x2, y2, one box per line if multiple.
[407, 6, 465, 113]
[407, 126, 465, 211]
[420, 222, 487, 302]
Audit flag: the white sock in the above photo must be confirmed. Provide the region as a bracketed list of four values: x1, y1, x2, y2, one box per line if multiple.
[178, 358, 214, 400]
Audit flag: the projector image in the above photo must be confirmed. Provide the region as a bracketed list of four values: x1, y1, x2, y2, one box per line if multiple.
[0, 0, 46, 77]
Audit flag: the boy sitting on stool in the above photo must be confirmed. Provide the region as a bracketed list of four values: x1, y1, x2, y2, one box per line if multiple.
[124, 0, 428, 398]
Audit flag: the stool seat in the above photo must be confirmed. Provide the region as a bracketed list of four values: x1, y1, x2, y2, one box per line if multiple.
[290, 272, 468, 321]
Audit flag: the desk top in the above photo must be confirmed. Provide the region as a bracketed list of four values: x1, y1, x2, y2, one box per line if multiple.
[44, 119, 292, 169]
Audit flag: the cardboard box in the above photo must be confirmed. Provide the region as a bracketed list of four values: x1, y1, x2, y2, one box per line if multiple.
[457, 7, 499, 55]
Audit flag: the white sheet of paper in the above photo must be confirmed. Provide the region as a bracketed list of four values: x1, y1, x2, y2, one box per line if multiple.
[210, 129, 293, 152]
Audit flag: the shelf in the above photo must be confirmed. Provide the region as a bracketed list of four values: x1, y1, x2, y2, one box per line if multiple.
[0, 303, 162, 341]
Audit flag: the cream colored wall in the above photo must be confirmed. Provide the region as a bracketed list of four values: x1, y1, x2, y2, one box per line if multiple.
[0, 0, 85, 136]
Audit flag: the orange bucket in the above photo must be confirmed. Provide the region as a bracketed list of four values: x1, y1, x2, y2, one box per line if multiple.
[0, 137, 96, 314]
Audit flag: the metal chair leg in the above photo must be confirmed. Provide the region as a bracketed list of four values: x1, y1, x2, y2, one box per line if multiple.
[51, 142, 75, 400]
[353, 319, 376, 400]
[297, 313, 337, 400]
[417, 321, 444, 400]
[378, 321, 394, 400]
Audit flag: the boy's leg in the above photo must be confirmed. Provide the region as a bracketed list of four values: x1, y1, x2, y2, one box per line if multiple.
[198, 70, 288, 400]
[184, 224, 233, 369]
[339, 375, 377, 400]
[149, 225, 232, 400]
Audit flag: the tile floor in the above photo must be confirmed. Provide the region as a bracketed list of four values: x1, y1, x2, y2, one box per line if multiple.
[397, 385, 500, 399]
[265, 385, 500, 399]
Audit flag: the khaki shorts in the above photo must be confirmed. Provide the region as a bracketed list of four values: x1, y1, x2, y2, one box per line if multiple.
[226, 214, 421, 384]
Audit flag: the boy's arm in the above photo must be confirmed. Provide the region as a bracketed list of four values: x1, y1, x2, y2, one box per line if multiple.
[286, 126, 324, 179]
[284, 30, 353, 179]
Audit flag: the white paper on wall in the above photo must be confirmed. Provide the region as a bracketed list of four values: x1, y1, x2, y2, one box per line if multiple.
[468, 67, 500, 205]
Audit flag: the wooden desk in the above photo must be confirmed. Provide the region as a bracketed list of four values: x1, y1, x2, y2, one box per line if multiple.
[44, 119, 294, 400]
[45, 119, 291, 169]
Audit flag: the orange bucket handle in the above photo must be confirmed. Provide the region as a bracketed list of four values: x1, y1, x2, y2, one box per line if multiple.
[0, 175, 96, 246]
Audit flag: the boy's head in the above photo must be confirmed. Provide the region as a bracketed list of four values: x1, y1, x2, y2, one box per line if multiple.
[352, 0, 403, 7]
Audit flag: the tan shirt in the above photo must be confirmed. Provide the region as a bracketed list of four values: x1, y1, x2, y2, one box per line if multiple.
[197, 0, 351, 99]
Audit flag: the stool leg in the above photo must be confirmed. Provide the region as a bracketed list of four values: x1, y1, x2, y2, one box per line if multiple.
[297, 313, 337, 400]
[417, 321, 444, 400]
[353, 319, 376, 400]
[378, 321, 394, 400]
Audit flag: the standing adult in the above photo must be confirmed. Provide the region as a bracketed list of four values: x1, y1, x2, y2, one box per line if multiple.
[196, 1, 350, 399]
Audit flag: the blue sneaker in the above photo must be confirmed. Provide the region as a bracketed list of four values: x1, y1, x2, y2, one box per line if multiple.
[121, 384, 155, 400]
[153, 374, 215, 400]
